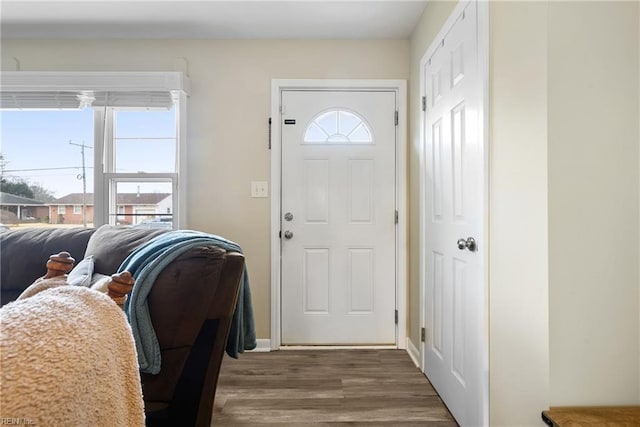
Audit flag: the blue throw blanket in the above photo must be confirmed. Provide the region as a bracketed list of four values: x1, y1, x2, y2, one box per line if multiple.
[119, 230, 256, 374]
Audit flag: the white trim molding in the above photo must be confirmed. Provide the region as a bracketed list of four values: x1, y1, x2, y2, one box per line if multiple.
[247, 339, 272, 353]
[406, 337, 421, 369]
[270, 79, 408, 351]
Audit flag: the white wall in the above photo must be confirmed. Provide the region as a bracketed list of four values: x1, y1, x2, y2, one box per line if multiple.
[1, 39, 410, 339]
[548, 0, 640, 406]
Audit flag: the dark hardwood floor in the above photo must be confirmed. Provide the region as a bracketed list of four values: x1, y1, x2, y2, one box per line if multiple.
[213, 349, 457, 426]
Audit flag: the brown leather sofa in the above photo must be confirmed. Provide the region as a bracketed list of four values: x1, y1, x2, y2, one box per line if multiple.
[0, 225, 245, 427]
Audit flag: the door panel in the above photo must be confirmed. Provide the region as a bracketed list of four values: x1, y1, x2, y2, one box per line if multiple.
[281, 90, 396, 345]
[423, 1, 484, 425]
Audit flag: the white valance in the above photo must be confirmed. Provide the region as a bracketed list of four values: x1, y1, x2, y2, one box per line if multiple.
[0, 72, 189, 110]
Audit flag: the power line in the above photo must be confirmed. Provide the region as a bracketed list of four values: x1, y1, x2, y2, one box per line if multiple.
[3, 166, 93, 172]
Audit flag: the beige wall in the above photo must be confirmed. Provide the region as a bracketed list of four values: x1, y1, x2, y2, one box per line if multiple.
[548, 1, 640, 405]
[489, 2, 551, 424]
[1, 39, 410, 339]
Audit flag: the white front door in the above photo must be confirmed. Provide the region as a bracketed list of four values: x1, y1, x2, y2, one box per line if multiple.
[281, 90, 397, 345]
[423, 1, 486, 425]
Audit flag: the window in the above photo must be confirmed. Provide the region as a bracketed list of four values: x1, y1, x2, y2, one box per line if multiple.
[101, 107, 178, 229]
[0, 72, 188, 229]
[304, 110, 373, 144]
[1, 108, 93, 227]
[110, 181, 173, 227]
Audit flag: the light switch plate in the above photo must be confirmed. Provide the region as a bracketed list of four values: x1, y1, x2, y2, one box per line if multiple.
[251, 181, 269, 198]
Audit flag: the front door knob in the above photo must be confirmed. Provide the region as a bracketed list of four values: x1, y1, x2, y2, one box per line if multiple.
[457, 237, 476, 252]
[284, 230, 294, 239]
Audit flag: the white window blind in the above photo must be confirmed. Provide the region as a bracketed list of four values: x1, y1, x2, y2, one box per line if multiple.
[0, 71, 188, 110]
[1, 90, 175, 110]
[90, 91, 174, 109]
[1, 91, 85, 109]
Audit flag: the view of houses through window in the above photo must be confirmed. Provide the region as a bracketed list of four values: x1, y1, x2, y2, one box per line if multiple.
[1, 105, 177, 231]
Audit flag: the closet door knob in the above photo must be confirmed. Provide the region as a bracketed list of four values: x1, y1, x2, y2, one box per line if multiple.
[456, 237, 476, 252]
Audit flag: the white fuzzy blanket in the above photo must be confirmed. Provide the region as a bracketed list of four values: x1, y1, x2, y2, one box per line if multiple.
[0, 280, 145, 426]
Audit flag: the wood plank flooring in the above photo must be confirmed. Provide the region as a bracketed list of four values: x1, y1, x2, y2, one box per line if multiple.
[213, 349, 457, 426]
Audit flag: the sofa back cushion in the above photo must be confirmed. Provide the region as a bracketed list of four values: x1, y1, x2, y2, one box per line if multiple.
[84, 225, 166, 275]
[0, 227, 97, 305]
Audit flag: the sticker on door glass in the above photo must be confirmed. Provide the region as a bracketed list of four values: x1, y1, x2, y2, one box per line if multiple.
[303, 110, 373, 144]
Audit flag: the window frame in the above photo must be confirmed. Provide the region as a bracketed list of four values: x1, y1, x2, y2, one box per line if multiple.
[0, 71, 189, 228]
[95, 105, 181, 228]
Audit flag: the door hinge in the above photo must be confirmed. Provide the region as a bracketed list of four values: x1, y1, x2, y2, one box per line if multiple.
[421, 96, 426, 112]
[268, 117, 272, 150]
[395, 310, 398, 324]
[421, 327, 426, 342]
[278, 230, 282, 239]
[394, 210, 399, 224]
[279, 105, 286, 115]
[394, 110, 399, 126]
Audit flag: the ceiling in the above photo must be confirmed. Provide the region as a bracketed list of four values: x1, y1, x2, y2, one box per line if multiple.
[0, 0, 428, 40]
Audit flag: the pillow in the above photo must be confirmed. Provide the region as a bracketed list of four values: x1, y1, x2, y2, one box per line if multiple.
[84, 225, 165, 275]
[67, 255, 94, 287]
[15, 269, 125, 308]
[91, 273, 111, 286]
[90, 273, 111, 294]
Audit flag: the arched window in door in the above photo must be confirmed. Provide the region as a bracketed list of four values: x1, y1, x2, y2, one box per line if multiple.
[303, 109, 373, 144]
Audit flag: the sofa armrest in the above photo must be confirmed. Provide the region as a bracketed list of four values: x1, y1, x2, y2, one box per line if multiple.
[141, 246, 245, 427]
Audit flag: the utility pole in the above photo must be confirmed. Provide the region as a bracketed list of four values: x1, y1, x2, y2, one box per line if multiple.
[69, 141, 92, 227]
[0, 153, 7, 181]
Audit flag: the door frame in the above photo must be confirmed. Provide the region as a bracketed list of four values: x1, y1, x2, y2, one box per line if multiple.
[418, 0, 489, 423]
[270, 79, 407, 351]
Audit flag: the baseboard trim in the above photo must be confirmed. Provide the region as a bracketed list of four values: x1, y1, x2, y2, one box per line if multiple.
[248, 339, 271, 352]
[406, 337, 420, 369]
[251, 342, 404, 352]
[279, 345, 397, 351]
